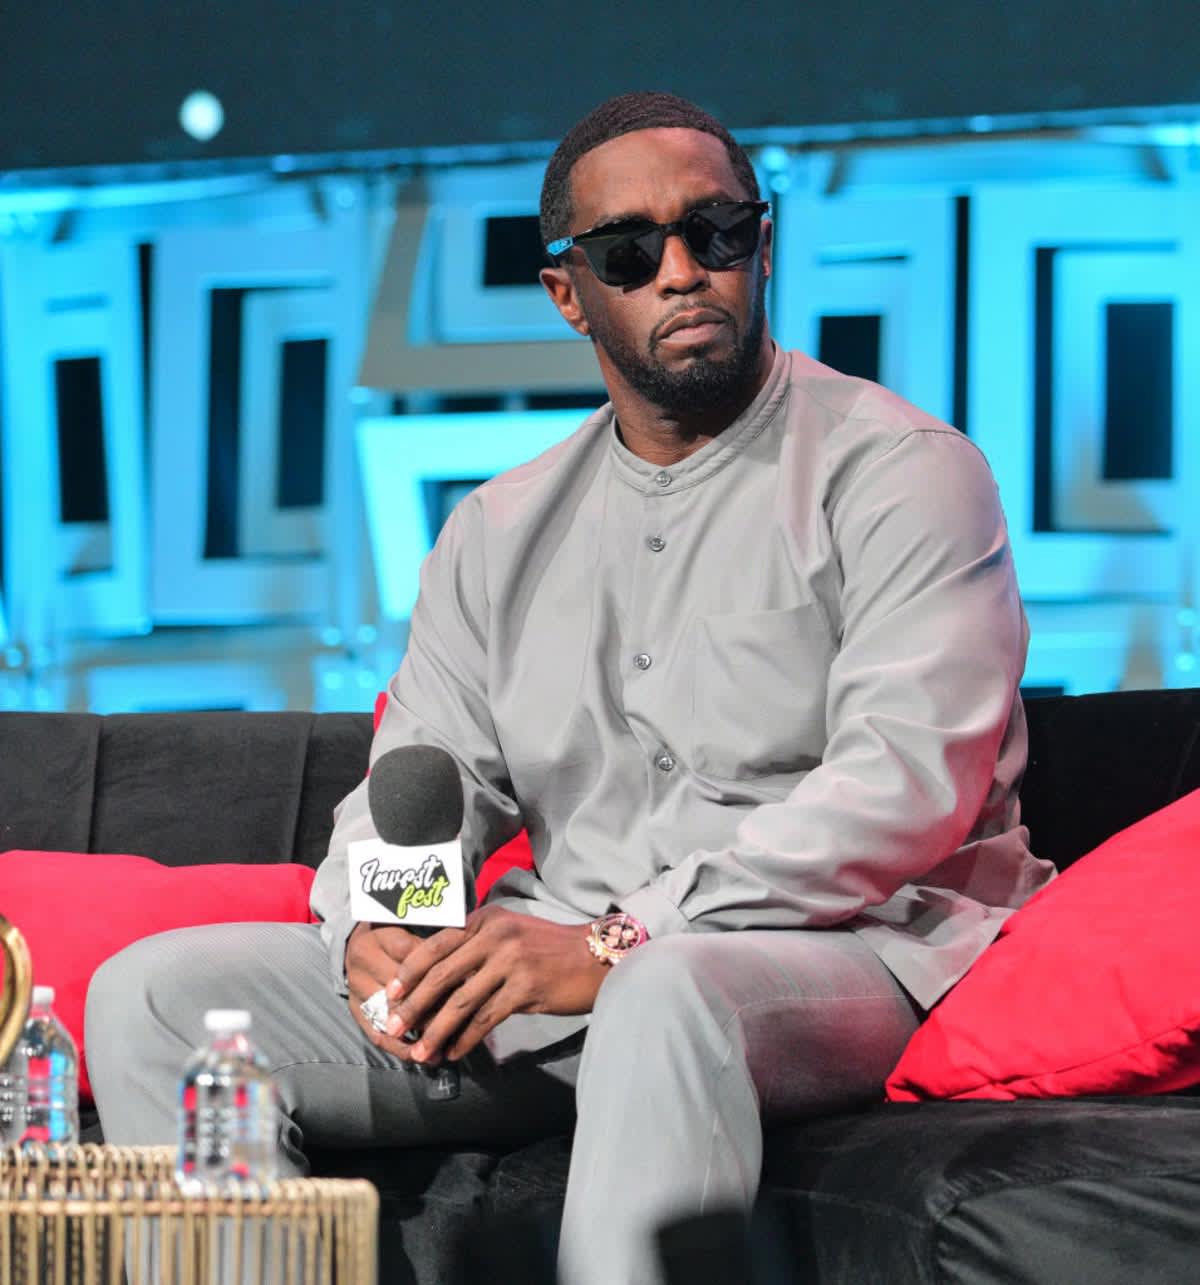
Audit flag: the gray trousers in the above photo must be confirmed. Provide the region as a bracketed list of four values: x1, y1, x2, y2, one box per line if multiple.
[85, 922, 920, 1285]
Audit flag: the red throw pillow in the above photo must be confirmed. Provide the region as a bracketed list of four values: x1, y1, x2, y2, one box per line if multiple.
[886, 788, 1200, 1101]
[0, 851, 317, 1105]
[478, 831, 534, 901]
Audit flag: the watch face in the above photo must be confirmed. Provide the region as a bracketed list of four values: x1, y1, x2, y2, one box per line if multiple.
[599, 920, 635, 952]
[591, 913, 648, 961]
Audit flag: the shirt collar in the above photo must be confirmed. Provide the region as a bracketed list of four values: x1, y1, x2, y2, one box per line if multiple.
[606, 345, 791, 495]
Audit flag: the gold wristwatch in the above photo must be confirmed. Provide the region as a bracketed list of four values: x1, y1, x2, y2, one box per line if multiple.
[586, 912, 650, 965]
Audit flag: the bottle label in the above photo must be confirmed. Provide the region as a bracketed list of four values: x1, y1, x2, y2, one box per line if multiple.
[177, 1071, 278, 1190]
[21, 1049, 74, 1143]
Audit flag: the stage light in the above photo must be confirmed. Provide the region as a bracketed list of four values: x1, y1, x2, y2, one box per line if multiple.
[758, 144, 792, 195]
[179, 91, 224, 142]
[759, 145, 789, 174]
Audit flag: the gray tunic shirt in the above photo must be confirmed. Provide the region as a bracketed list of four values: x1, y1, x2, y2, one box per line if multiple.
[312, 346, 1055, 1060]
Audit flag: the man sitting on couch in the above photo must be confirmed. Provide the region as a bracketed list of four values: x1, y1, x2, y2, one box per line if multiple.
[86, 91, 1054, 1285]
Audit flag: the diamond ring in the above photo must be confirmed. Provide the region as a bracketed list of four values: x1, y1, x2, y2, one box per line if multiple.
[359, 986, 390, 1033]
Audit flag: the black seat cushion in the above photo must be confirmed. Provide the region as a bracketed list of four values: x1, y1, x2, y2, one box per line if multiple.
[760, 1097, 1200, 1284]
[482, 1097, 1200, 1284]
[1021, 688, 1200, 872]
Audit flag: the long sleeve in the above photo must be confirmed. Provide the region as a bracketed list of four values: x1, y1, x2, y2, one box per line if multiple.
[618, 429, 1032, 940]
[310, 495, 523, 994]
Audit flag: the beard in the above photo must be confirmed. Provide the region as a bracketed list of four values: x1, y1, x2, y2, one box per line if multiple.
[583, 272, 768, 419]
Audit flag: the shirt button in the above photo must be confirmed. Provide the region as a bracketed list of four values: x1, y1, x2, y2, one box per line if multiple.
[654, 750, 676, 773]
[654, 470, 672, 487]
[633, 653, 652, 671]
[647, 535, 666, 552]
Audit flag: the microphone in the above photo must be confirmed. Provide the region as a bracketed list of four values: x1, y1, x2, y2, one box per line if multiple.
[368, 745, 463, 848]
[350, 745, 470, 1100]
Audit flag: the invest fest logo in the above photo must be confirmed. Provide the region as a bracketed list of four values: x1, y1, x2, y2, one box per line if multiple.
[358, 853, 451, 920]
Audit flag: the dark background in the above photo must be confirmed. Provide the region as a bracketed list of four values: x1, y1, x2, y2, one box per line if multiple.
[2, 0, 1198, 174]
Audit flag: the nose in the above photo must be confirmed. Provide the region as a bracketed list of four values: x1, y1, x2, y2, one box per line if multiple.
[654, 229, 707, 294]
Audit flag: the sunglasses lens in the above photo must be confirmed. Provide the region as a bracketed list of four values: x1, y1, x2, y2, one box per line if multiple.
[685, 204, 762, 268]
[586, 226, 663, 287]
[571, 203, 763, 286]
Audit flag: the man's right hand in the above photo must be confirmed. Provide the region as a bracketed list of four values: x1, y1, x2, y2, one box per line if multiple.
[345, 921, 426, 1058]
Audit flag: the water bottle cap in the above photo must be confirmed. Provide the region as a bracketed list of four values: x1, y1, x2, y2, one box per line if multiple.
[32, 985, 55, 1006]
[204, 1009, 252, 1033]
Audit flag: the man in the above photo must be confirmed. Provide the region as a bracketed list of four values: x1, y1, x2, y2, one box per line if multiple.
[87, 92, 1054, 1284]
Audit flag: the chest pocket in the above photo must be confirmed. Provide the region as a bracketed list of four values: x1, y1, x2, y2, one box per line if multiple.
[689, 603, 836, 781]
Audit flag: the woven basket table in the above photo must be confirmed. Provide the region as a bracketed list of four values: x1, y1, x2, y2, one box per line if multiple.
[0, 1145, 377, 1285]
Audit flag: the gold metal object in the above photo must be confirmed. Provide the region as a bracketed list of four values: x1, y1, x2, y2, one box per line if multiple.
[0, 1144, 378, 1284]
[585, 912, 649, 966]
[0, 913, 32, 1066]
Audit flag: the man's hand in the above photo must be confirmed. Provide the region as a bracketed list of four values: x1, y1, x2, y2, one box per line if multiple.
[345, 921, 429, 1058]
[382, 906, 610, 1065]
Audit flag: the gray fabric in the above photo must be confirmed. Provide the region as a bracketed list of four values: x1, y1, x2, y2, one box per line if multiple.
[86, 922, 580, 1285]
[85, 923, 578, 1160]
[87, 344, 1051, 1282]
[86, 921, 918, 1285]
[557, 928, 921, 1285]
[312, 345, 1054, 1061]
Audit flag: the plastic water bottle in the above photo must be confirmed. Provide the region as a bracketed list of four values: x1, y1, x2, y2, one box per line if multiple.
[0, 1047, 25, 1144]
[9, 985, 80, 1147]
[175, 1009, 278, 1195]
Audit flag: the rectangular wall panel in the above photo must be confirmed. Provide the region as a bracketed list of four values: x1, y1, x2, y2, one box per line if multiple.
[970, 184, 1192, 602]
[774, 188, 955, 424]
[0, 236, 148, 650]
[151, 208, 367, 624]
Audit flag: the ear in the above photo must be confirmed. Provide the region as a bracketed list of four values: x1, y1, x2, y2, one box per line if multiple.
[759, 217, 773, 282]
[540, 265, 591, 338]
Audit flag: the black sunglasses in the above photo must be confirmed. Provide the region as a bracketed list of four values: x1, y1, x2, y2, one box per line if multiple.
[546, 200, 769, 288]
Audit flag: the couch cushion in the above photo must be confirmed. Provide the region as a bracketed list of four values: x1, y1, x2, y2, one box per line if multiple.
[0, 710, 374, 867]
[886, 789, 1200, 1101]
[293, 712, 375, 867]
[0, 850, 316, 1103]
[0, 712, 100, 853]
[90, 712, 322, 866]
[1020, 687, 1200, 872]
[761, 1098, 1200, 1284]
[481, 1099, 1200, 1285]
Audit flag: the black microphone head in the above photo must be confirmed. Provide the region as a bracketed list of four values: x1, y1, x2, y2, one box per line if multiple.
[368, 745, 464, 845]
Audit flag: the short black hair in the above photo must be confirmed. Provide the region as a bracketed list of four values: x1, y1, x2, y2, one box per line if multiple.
[539, 91, 760, 251]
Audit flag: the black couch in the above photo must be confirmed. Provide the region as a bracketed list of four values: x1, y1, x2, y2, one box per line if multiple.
[3, 687, 1199, 1283]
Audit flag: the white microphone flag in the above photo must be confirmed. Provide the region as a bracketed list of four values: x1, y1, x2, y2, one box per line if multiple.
[347, 837, 467, 928]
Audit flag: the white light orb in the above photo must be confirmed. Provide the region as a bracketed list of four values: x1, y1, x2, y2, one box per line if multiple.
[179, 91, 225, 142]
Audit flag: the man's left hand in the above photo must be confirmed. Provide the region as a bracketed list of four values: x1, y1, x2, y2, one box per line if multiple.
[382, 906, 610, 1064]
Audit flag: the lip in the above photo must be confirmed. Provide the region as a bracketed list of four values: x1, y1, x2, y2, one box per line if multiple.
[656, 308, 729, 342]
